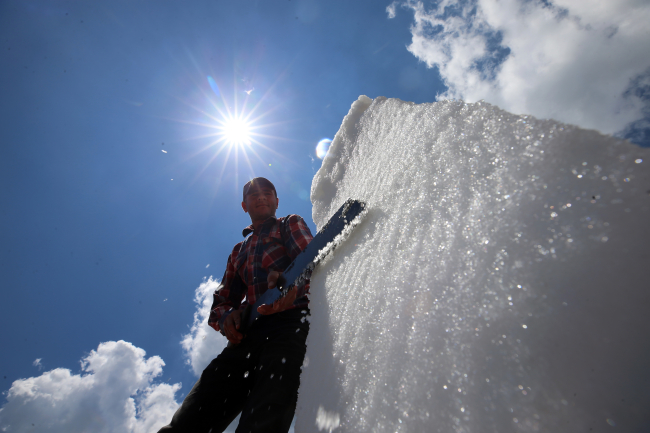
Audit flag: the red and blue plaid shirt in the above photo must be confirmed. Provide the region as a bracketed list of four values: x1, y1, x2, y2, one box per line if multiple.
[208, 214, 313, 334]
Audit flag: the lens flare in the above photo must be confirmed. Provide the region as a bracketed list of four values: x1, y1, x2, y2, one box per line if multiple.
[316, 138, 332, 159]
[207, 76, 220, 97]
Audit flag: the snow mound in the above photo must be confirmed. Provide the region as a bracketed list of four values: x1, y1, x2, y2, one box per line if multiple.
[298, 96, 650, 432]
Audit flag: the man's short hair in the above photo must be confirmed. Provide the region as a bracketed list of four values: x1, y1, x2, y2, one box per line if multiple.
[242, 177, 277, 200]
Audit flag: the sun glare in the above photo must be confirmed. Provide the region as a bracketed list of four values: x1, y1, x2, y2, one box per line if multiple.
[222, 116, 251, 146]
[174, 73, 300, 194]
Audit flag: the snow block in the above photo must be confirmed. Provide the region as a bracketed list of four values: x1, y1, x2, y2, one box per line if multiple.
[298, 96, 650, 432]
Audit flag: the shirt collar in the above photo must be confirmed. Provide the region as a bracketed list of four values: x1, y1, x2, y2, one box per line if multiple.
[242, 215, 278, 237]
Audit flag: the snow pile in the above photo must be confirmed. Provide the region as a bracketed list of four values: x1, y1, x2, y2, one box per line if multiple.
[297, 96, 650, 432]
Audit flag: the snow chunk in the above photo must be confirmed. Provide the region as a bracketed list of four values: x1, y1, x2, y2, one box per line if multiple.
[299, 97, 650, 432]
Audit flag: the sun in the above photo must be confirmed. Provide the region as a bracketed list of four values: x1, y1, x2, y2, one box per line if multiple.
[221, 116, 251, 146]
[174, 73, 297, 193]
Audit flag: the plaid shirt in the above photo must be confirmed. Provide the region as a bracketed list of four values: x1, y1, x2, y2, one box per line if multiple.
[208, 214, 313, 334]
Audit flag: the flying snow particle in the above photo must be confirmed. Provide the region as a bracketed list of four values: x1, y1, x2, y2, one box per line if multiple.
[315, 406, 340, 432]
[162, 150, 167, 153]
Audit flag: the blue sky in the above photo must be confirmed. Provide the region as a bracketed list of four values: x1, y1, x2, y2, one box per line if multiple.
[0, 0, 445, 412]
[1, 0, 649, 430]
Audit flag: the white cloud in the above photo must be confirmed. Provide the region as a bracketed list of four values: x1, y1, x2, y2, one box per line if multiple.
[181, 277, 228, 376]
[386, 1, 398, 19]
[393, 0, 650, 136]
[0, 279, 230, 432]
[32, 359, 42, 371]
[0, 341, 180, 433]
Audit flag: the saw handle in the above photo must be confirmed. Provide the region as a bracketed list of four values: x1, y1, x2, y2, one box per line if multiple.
[275, 273, 287, 292]
[237, 274, 291, 336]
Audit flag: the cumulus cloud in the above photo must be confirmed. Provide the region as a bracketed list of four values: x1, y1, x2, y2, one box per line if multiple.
[32, 359, 42, 371]
[390, 0, 650, 142]
[0, 279, 229, 432]
[0, 341, 180, 433]
[181, 277, 228, 376]
[386, 1, 398, 19]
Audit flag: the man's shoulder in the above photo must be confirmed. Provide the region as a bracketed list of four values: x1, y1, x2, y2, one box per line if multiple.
[278, 215, 313, 242]
[277, 214, 308, 225]
[277, 214, 309, 230]
[230, 239, 246, 256]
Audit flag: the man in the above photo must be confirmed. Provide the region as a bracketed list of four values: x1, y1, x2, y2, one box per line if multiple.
[158, 177, 313, 433]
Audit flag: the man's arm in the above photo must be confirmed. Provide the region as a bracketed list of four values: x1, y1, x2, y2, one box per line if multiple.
[207, 249, 247, 342]
[258, 215, 313, 315]
[280, 214, 313, 299]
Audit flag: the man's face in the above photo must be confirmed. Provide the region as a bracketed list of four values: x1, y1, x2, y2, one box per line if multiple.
[241, 185, 279, 222]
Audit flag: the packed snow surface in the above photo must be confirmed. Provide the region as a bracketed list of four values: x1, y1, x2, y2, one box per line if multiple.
[297, 96, 650, 432]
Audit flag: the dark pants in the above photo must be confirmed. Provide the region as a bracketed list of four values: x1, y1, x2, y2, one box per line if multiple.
[158, 308, 309, 433]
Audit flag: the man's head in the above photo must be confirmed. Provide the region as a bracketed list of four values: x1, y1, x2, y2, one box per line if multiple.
[241, 177, 279, 225]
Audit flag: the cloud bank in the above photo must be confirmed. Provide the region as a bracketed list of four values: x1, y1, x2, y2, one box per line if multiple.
[181, 277, 229, 376]
[0, 341, 180, 433]
[0, 277, 228, 432]
[389, 0, 650, 143]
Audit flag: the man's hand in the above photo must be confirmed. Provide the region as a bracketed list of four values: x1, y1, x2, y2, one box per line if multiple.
[258, 271, 297, 315]
[223, 309, 244, 344]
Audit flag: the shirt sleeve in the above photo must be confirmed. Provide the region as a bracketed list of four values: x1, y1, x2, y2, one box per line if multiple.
[208, 246, 247, 335]
[283, 215, 314, 299]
